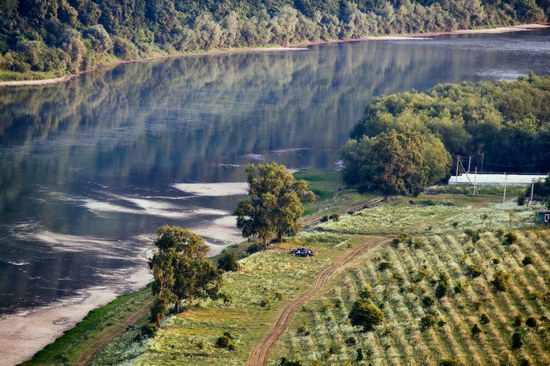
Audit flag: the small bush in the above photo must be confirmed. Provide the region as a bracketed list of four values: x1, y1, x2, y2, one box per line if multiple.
[525, 317, 538, 328]
[511, 331, 523, 349]
[464, 229, 481, 243]
[435, 273, 450, 299]
[246, 242, 263, 254]
[454, 280, 466, 294]
[522, 256, 534, 266]
[329, 213, 340, 221]
[320, 215, 329, 222]
[520, 356, 532, 366]
[471, 323, 481, 336]
[480, 313, 490, 324]
[422, 295, 435, 307]
[345, 336, 357, 346]
[140, 324, 157, 338]
[514, 314, 525, 327]
[420, 315, 437, 331]
[359, 283, 373, 299]
[466, 264, 483, 278]
[516, 195, 526, 206]
[215, 335, 235, 350]
[492, 270, 511, 292]
[297, 324, 310, 336]
[437, 319, 447, 327]
[260, 297, 271, 309]
[356, 348, 364, 361]
[378, 261, 393, 271]
[279, 358, 304, 366]
[349, 298, 384, 331]
[218, 251, 239, 271]
[503, 232, 518, 245]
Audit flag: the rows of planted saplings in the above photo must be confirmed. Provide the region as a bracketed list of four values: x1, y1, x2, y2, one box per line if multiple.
[274, 231, 550, 366]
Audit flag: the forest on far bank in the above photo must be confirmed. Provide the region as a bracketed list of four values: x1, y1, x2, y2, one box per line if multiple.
[1, 0, 549, 80]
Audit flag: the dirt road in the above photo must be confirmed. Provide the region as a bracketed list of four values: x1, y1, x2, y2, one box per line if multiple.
[247, 236, 389, 366]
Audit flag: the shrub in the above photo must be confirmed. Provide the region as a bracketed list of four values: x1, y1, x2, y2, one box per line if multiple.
[297, 324, 310, 336]
[514, 314, 525, 327]
[492, 270, 511, 291]
[260, 297, 271, 309]
[517, 195, 526, 206]
[420, 315, 437, 331]
[215, 335, 235, 350]
[511, 331, 523, 349]
[480, 313, 490, 324]
[454, 280, 466, 294]
[345, 336, 357, 346]
[359, 283, 373, 299]
[218, 252, 239, 271]
[412, 238, 427, 249]
[349, 298, 384, 331]
[378, 261, 393, 271]
[422, 295, 435, 307]
[140, 324, 157, 338]
[356, 348, 364, 361]
[520, 356, 532, 366]
[329, 213, 340, 221]
[522, 256, 534, 266]
[503, 232, 518, 245]
[246, 242, 263, 254]
[439, 358, 463, 366]
[471, 323, 481, 335]
[525, 317, 538, 328]
[320, 215, 329, 222]
[279, 358, 304, 366]
[435, 273, 450, 299]
[466, 264, 483, 278]
[464, 229, 480, 243]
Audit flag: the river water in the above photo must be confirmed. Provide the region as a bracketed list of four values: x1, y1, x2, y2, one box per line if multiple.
[0, 29, 549, 324]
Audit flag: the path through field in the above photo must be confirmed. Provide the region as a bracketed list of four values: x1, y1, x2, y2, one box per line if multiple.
[74, 300, 154, 366]
[247, 235, 390, 366]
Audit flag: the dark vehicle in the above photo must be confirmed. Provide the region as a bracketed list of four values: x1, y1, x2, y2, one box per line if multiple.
[290, 247, 315, 257]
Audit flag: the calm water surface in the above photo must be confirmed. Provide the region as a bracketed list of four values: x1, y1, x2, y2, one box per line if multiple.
[1, 29, 549, 314]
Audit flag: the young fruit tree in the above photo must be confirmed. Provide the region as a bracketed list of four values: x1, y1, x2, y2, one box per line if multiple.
[149, 226, 221, 326]
[235, 162, 314, 248]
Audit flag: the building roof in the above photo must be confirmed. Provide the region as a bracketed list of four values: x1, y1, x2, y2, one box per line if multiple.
[448, 173, 548, 186]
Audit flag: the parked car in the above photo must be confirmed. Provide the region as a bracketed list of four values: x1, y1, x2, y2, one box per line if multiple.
[290, 247, 315, 257]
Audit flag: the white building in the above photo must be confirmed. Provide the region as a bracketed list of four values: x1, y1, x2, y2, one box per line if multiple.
[448, 173, 548, 186]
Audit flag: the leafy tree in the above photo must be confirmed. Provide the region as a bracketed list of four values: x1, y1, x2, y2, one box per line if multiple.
[149, 226, 221, 326]
[341, 130, 451, 195]
[349, 297, 384, 331]
[236, 162, 313, 248]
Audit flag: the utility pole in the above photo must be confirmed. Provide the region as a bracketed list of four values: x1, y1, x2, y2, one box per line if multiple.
[480, 153, 484, 173]
[467, 156, 472, 173]
[474, 166, 478, 195]
[503, 172, 508, 203]
[528, 179, 535, 206]
[455, 155, 460, 183]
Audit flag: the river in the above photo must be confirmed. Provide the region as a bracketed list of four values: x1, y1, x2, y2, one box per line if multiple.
[0, 28, 549, 364]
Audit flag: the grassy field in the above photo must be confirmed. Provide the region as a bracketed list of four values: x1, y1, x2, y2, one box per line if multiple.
[269, 197, 549, 365]
[95, 234, 375, 366]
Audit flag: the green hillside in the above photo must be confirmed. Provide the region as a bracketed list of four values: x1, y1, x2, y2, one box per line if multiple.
[1, 0, 549, 80]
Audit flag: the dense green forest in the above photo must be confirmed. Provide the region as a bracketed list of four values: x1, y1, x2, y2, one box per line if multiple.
[0, 0, 549, 80]
[343, 74, 550, 193]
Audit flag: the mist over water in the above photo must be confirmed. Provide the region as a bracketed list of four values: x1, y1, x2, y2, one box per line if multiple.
[0, 29, 549, 314]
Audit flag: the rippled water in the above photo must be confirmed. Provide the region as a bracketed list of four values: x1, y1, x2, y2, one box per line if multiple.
[0, 29, 549, 314]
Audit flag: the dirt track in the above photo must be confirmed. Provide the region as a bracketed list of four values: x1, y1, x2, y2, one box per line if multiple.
[247, 236, 389, 366]
[74, 300, 154, 366]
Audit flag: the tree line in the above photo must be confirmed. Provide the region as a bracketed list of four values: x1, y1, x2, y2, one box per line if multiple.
[342, 74, 550, 195]
[1, 0, 549, 79]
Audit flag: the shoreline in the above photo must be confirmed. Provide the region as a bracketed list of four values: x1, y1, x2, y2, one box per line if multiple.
[0, 260, 152, 366]
[0, 23, 547, 88]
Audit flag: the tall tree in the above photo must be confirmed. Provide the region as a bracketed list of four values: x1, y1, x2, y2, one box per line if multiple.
[149, 226, 221, 326]
[341, 130, 451, 195]
[235, 162, 314, 248]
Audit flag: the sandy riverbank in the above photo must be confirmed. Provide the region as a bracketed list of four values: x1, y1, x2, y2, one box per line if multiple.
[1, 23, 547, 88]
[0, 254, 151, 366]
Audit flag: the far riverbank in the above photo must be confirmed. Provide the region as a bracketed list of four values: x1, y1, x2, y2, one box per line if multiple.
[0, 23, 547, 88]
